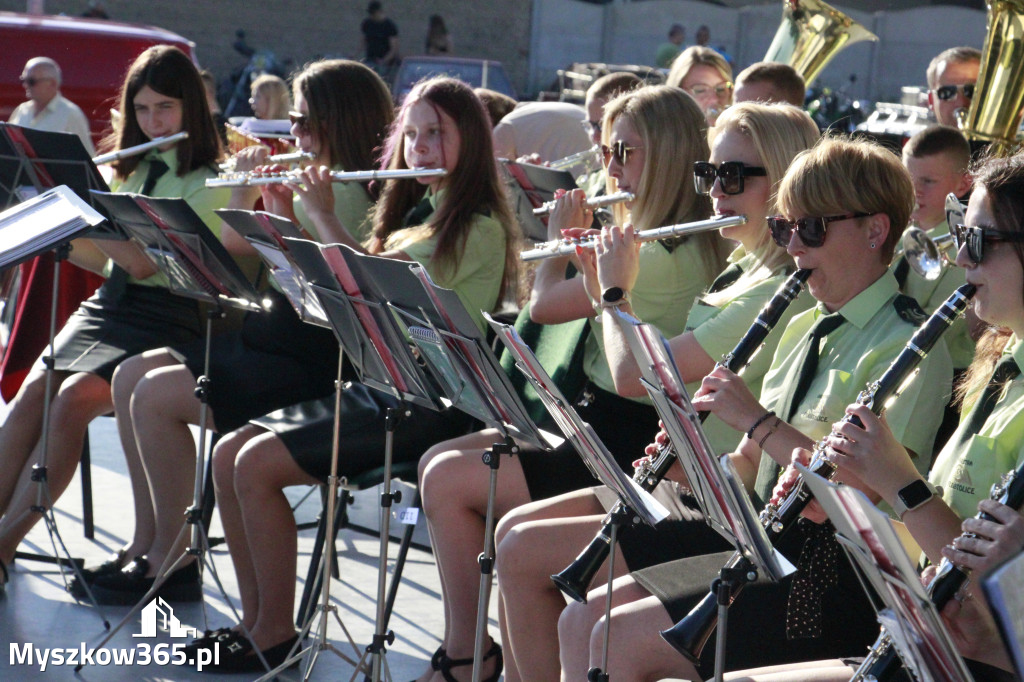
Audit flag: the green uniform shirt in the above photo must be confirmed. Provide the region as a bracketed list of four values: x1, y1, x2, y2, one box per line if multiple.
[584, 236, 719, 400]
[106, 149, 231, 287]
[929, 338, 1024, 519]
[655, 42, 682, 69]
[891, 220, 974, 370]
[760, 272, 953, 476]
[399, 191, 507, 334]
[293, 168, 374, 245]
[687, 250, 814, 453]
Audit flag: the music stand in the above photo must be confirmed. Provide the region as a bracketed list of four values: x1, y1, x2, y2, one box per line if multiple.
[500, 159, 578, 242]
[0, 186, 107, 615]
[609, 309, 795, 682]
[78, 191, 263, 670]
[799, 465, 974, 682]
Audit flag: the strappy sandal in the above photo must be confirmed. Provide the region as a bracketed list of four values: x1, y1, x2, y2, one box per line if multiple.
[408, 645, 446, 682]
[68, 548, 129, 598]
[437, 641, 503, 682]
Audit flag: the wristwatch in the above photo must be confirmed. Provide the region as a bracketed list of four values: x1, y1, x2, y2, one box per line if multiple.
[892, 479, 940, 520]
[600, 286, 631, 308]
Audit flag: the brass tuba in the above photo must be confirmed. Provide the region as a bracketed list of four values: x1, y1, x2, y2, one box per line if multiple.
[960, 0, 1024, 156]
[764, 0, 879, 85]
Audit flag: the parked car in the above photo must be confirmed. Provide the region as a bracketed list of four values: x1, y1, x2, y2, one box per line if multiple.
[392, 56, 516, 103]
[0, 11, 196, 146]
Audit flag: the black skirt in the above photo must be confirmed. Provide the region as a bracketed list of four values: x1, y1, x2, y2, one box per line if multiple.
[252, 381, 473, 482]
[633, 518, 880, 679]
[167, 289, 339, 432]
[516, 382, 662, 501]
[50, 281, 202, 382]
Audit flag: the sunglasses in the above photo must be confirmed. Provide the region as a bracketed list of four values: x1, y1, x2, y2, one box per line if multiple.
[288, 111, 309, 133]
[767, 212, 873, 248]
[933, 83, 975, 101]
[693, 161, 767, 196]
[953, 224, 1024, 264]
[601, 140, 643, 166]
[19, 76, 52, 87]
[687, 82, 733, 99]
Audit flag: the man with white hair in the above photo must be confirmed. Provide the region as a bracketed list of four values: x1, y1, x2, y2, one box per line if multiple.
[9, 57, 94, 155]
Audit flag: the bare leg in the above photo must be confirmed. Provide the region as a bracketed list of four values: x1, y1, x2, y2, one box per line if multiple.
[110, 350, 183, 560]
[494, 489, 614, 682]
[232, 429, 320, 650]
[718, 660, 849, 682]
[211, 426, 263, 630]
[130, 360, 218, 576]
[419, 429, 531, 682]
[0, 369, 64, 515]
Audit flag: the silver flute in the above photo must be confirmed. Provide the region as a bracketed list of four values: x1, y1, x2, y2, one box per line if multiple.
[546, 145, 603, 171]
[532, 191, 635, 217]
[91, 131, 189, 165]
[520, 214, 746, 262]
[205, 167, 447, 188]
[219, 150, 316, 171]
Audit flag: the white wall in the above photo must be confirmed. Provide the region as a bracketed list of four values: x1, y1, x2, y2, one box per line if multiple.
[529, 0, 988, 103]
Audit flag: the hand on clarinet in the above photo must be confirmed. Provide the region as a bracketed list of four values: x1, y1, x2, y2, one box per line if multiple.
[635, 424, 690, 486]
[927, 562, 1012, 671]
[691, 365, 763, 433]
[825, 404, 917, 504]
[941, 500, 1024, 576]
[770, 448, 828, 524]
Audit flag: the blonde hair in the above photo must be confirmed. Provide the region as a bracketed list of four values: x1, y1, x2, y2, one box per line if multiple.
[666, 46, 732, 90]
[703, 103, 820, 307]
[602, 85, 726, 275]
[777, 136, 913, 264]
[250, 74, 291, 119]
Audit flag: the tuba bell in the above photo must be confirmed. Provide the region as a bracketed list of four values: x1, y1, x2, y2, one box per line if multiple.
[959, 0, 1024, 156]
[764, 0, 879, 85]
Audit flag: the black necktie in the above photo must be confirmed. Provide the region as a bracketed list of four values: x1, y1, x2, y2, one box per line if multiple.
[948, 356, 1021, 454]
[893, 255, 910, 289]
[707, 263, 743, 294]
[402, 195, 434, 228]
[140, 157, 169, 196]
[753, 312, 845, 507]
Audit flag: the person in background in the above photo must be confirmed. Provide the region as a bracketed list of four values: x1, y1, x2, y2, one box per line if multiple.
[426, 14, 453, 55]
[10, 56, 94, 155]
[927, 46, 981, 128]
[734, 61, 806, 108]
[361, 0, 400, 74]
[577, 71, 643, 196]
[248, 74, 291, 120]
[492, 101, 591, 166]
[667, 46, 733, 126]
[475, 88, 517, 128]
[655, 23, 686, 69]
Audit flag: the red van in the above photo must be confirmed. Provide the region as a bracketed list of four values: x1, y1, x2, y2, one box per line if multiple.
[0, 11, 196, 145]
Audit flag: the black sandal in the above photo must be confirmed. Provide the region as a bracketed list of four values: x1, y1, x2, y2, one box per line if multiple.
[437, 641, 502, 682]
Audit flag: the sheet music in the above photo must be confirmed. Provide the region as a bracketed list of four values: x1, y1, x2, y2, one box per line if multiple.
[982, 551, 1024, 679]
[0, 185, 104, 269]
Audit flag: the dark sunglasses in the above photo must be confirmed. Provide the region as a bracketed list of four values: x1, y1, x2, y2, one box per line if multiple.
[693, 161, 767, 196]
[953, 224, 1024, 264]
[19, 76, 52, 87]
[288, 111, 309, 132]
[767, 212, 873, 248]
[934, 83, 975, 101]
[601, 140, 643, 166]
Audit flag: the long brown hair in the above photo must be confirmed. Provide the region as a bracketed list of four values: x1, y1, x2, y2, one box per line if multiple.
[101, 45, 222, 180]
[370, 77, 519, 301]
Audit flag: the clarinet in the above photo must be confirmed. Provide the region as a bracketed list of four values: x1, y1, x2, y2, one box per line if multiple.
[660, 283, 977, 662]
[550, 268, 812, 603]
[852, 459, 1024, 682]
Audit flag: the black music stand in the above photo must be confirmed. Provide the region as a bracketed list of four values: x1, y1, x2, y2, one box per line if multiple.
[0, 186, 107, 614]
[610, 309, 795, 682]
[799, 465, 974, 682]
[77, 191, 263, 669]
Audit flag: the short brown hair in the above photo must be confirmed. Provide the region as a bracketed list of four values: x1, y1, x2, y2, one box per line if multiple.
[735, 62, 806, 107]
[902, 124, 971, 173]
[474, 88, 517, 127]
[586, 72, 643, 106]
[926, 46, 981, 89]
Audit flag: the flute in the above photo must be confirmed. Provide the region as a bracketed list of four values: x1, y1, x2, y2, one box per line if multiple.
[546, 145, 602, 171]
[92, 131, 189, 165]
[219, 150, 316, 171]
[204, 167, 447, 188]
[532, 191, 634, 217]
[521, 214, 746, 262]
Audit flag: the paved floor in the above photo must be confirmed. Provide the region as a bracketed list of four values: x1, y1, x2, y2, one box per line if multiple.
[0, 417, 496, 681]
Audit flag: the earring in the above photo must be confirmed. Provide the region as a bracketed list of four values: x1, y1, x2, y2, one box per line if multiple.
[870, 242, 876, 249]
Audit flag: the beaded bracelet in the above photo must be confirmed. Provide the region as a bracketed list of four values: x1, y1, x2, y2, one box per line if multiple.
[758, 416, 782, 449]
[746, 410, 776, 440]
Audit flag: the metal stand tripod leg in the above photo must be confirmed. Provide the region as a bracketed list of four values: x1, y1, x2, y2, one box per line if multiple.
[11, 245, 109, 627]
[586, 506, 628, 682]
[711, 564, 756, 682]
[471, 436, 517, 682]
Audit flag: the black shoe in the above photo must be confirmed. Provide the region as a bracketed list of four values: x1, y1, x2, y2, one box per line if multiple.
[0, 557, 8, 598]
[438, 641, 502, 682]
[184, 628, 246, 661]
[200, 634, 300, 673]
[68, 549, 129, 599]
[92, 558, 202, 605]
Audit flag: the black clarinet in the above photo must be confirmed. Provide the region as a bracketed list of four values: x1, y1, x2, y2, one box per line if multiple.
[852, 457, 1024, 682]
[660, 283, 977, 662]
[550, 269, 812, 603]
